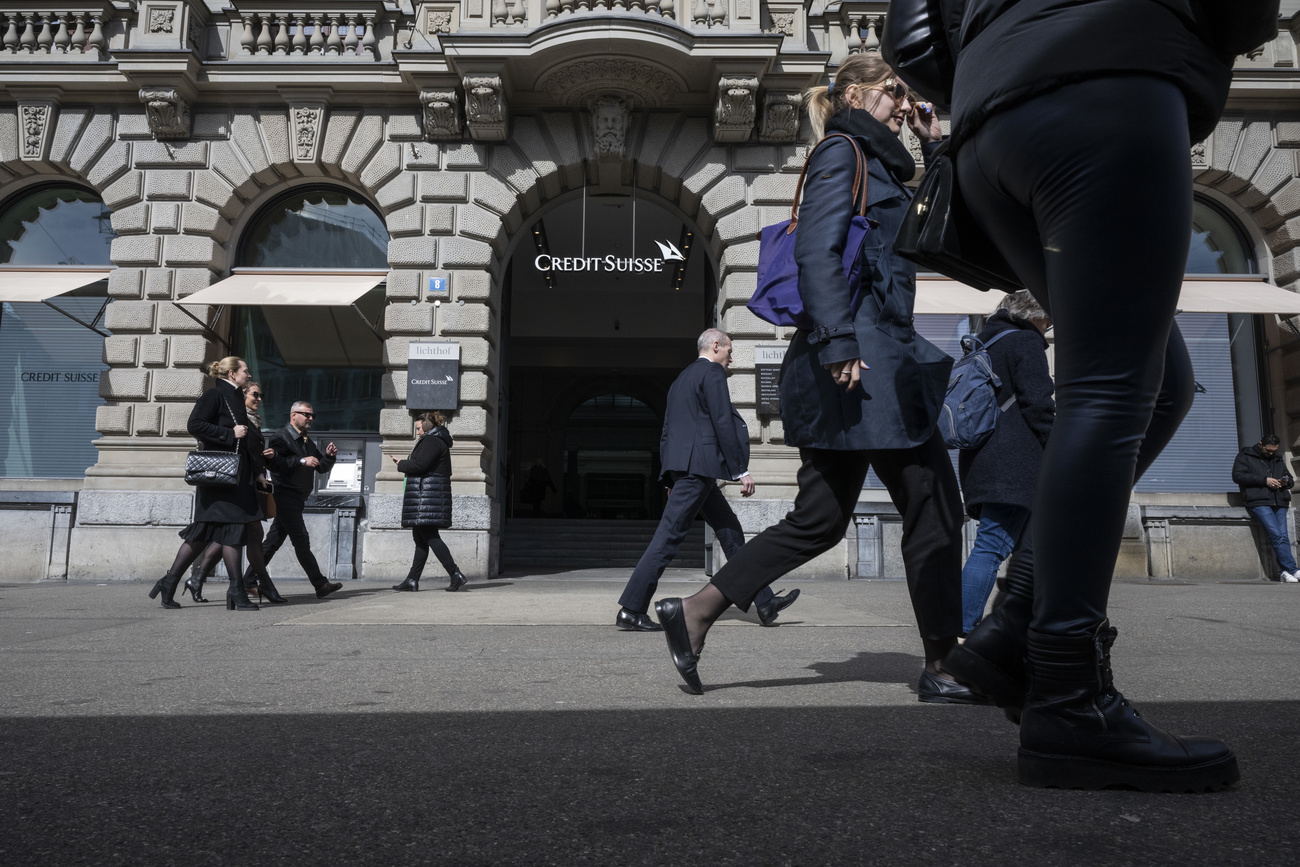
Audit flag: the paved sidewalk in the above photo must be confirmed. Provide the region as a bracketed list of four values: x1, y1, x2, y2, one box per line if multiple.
[1, 573, 1298, 864]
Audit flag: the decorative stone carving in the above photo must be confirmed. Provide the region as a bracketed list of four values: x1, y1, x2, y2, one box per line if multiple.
[421, 89, 462, 140]
[758, 91, 801, 143]
[139, 87, 192, 140]
[464, 75, 507, 141]
[19, 103, 53, 161]
[713, 76, 758, 143]
[148, 7, 175, 33]
[767, 12, 795, 37]
[426, 9, 454, 33]
[291, 104, 325, 161]
[589, 95, 632, 160]
[540, 59, 683, 107]
[1191, 138, 1210, 170]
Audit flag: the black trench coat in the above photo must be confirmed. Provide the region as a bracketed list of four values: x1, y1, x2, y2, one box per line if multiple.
[187, 379, 262, 525]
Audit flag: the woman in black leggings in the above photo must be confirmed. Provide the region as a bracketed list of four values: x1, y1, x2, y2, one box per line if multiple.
[934, 0, 1280, 791]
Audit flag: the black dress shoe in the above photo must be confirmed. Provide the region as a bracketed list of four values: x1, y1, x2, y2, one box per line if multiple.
[654, 598, 703, 695]
[917, 670, 990, 705]
[755, 588, 801, 627]
[316, 581, 343, 599]
[393, 577, 419, 592]
[616, 607, 663, 632]
[447, 570, 468, 592]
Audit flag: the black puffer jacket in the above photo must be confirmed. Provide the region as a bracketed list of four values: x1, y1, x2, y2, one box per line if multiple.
[944, 0, 1279, 150]
[1232, 444, 1294, 509]
[957, 311, 1055, 518]
[400, 426, 454, 528]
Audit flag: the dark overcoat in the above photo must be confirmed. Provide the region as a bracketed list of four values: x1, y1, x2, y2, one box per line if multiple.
[780, 108, 952, 451]
[401, 426, 454, 528]
[957, 311, 1055, 518]
[187, 379, 262, 524]
[659, 357, 750, 483]
[1232, 445, 1294, 509]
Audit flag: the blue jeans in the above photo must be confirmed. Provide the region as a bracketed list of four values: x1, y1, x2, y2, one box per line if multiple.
[961, 504, 1031, 633]
[1249, 506, 1297, 576]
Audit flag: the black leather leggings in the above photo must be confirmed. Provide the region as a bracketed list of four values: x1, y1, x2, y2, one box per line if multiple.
[956, 76, 1195, 637]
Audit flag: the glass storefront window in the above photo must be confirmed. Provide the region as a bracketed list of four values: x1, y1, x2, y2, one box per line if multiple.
[234, 188, 388, 433]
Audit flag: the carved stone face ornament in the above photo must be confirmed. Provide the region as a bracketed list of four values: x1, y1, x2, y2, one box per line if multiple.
[589, 95, 631, 159]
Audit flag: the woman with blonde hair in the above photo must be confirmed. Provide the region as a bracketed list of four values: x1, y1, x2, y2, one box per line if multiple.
[391, 411, 467, 592]
[148, 356, 263, 610]
[655, 52, 971, 703]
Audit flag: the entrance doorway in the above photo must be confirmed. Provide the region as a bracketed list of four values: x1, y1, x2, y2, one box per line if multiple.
[500, 190, 713, 570]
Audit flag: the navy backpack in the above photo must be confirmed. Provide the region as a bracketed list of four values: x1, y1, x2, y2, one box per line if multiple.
[939, 330, 1018, 450]
[749, 133, 873, 329]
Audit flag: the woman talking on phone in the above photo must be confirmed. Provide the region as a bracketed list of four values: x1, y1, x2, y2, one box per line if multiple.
[654, 52, 972, 704]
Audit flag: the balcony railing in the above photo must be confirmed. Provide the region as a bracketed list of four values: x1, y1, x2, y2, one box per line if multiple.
[0, 8, 111, 58]
[226, 6, 384, 59]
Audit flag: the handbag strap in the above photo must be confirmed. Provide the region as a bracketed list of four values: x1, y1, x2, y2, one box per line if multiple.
[213, 390, 243, 455]
[788, 132, 870, 234]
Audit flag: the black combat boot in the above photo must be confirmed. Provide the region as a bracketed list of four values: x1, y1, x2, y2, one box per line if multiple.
[148, 572, 183, 610]
[944, 530, 1034, 721]
[1017, 622, 1239, 792]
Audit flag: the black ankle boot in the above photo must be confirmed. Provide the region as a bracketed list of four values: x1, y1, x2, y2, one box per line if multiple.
[944, 530, 1035, 721]
[226, 578, 260, 611]
[393, 576, 419, 592]
[148, 572, 183, 609]
[1018, 622, 1239, 792]
[183, 575, 208, 603]
[257, 573, 287, 604]
[446, 569, 467, 592]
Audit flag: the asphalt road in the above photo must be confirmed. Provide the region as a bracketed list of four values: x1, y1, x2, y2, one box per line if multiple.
[1, 573, 1297, 865]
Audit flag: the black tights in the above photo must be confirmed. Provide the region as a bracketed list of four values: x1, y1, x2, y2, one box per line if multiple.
[192, 523, 268, 586]
[170, 539, 243, 590]
[956, 76, 1194, 636]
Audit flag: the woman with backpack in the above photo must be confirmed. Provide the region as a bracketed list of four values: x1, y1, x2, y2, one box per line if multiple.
[955, 291, 1054, 635]
[391, 411, 468, 593]
[902, 0, 1279, 791]
[654, 52, 972, 704]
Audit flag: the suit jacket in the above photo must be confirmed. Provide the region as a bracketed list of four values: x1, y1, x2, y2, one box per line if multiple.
[267, 424, 336, 495]
[659, 357, 749, 484]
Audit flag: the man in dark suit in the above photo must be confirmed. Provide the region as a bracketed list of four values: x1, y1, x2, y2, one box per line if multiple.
[616, 329, 799, 631]
[245, 400, 343, 598]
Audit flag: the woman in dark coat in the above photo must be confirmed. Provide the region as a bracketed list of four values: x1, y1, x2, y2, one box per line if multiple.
[186, 380, 286, 605]
[931, 0, 1279, 790]
[654, 52, 970, 703]
[956, 291, 1053, 634]
[147, 356, 263, 611]
[391, 412, 467, 592]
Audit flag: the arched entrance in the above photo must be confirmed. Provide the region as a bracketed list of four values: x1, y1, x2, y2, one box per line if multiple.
[499, 188, 714, 570]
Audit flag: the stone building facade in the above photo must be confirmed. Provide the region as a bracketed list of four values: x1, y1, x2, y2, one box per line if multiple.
[3, 2, 1300, 584]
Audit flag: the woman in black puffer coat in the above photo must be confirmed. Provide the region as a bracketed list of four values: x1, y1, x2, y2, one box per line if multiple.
[929, 0, 1280, 792]
[392, 412, 467, 592]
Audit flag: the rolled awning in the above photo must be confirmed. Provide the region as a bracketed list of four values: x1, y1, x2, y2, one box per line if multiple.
[176, 271, 384, 306]
[0, 269, 111, 302]
[915, 276, 1300, 315]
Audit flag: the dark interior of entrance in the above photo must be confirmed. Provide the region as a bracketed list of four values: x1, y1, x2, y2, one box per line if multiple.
[501, 192, 713, 569]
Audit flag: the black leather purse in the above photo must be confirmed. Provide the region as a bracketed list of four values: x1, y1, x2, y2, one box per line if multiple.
[894, 140, 1025, 294]
[881, 0, 958, 109]
[183, 397, 243, 488]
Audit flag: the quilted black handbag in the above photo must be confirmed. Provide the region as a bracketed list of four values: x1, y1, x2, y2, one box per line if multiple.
[894, 140, 1025, 294]
[183, 396, 243, 488]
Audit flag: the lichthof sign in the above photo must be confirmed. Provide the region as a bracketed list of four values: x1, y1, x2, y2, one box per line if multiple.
[407, 341, 460, 410]
[754, 344, 787, 416]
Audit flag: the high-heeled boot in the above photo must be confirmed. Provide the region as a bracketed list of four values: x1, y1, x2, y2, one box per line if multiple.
[393, 575, 419, 591]
[944, 527, 1035, 720]
[226, 576, 260, 611]
[255, 572, 287, 604]
[446, 569, 468, 592]
[1017, 622, 1239, 792]
[148, 572, 183, 610]
[183, 575, 208, 603]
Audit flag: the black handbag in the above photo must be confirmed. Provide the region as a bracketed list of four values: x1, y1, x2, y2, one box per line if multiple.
[894, 140, 1025, 294]
[183, 396, 243, 488]
[881, 0, 959, 109]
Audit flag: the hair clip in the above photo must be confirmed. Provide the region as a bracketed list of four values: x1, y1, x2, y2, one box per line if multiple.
[827, 79, 835, 96]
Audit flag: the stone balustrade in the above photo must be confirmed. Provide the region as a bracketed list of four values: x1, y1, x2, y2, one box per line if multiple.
[0, 7, 111, 58]
[224, 5, 385, 59]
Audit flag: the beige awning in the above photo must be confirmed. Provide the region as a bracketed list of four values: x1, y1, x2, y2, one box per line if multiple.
[915, 277, 1300, 315]
[176, 271, 384, 306]
[0, 269, 111, 303]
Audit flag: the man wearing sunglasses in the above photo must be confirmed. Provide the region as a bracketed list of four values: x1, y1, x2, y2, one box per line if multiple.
[245, 401, 343, 598]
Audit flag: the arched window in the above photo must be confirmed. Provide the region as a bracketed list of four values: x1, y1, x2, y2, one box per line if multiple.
[1188, 198, 1257, 275]
[234, 187, 388, 434]
[0, 185, 115, 478]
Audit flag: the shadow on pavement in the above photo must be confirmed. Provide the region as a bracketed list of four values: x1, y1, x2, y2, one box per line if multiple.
[2, 702, 1297, 865]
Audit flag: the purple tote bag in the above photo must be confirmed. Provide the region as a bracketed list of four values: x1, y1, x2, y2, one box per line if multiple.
[749, 133, 873, 330]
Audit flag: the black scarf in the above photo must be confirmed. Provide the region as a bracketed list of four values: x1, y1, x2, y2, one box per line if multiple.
[824, 108, 916, 184]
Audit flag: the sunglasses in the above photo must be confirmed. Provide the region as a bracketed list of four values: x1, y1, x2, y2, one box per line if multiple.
[294, 411, 314, 418]
[880, 79, 911, 102]
[247, 392, 263, 400]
